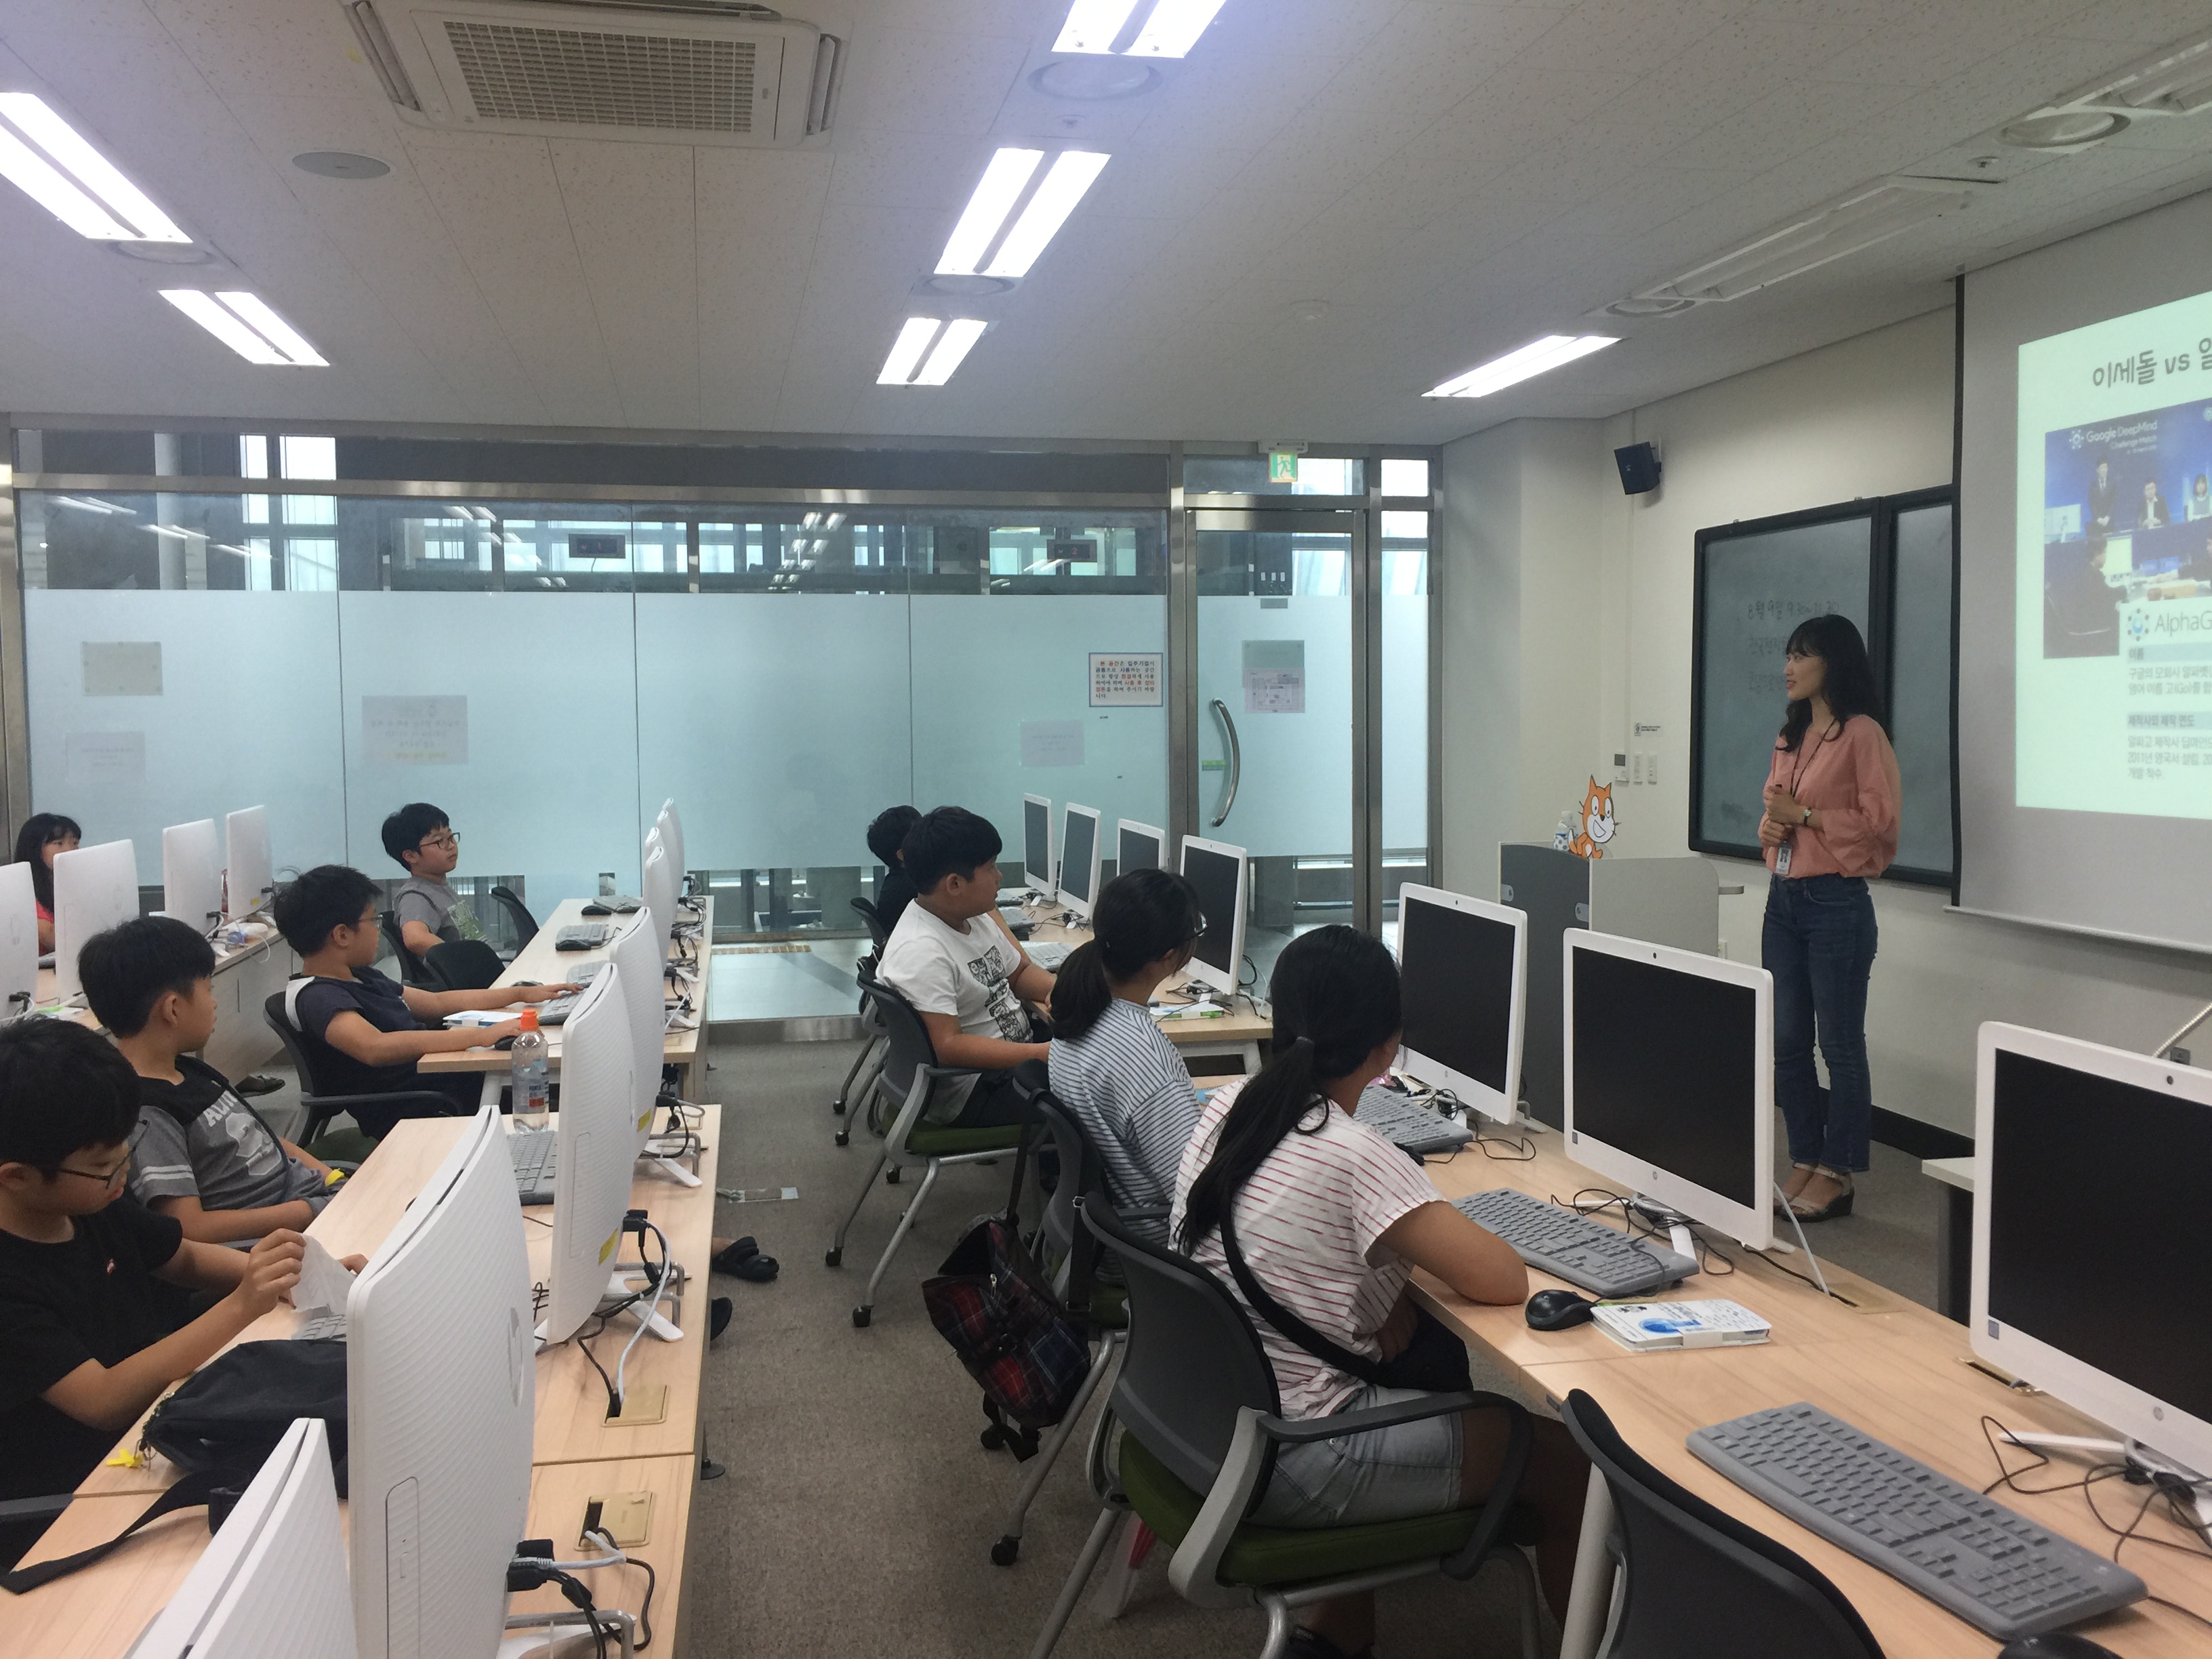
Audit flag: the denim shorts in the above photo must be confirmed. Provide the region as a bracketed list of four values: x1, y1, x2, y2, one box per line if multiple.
[1251, 1385, 1465, 1528]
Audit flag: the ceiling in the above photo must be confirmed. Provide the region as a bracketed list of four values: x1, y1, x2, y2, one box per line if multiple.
[3, 0, 2212, 449]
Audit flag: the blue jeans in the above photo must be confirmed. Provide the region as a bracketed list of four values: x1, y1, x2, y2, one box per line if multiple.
[1762, 874, 1878, 1173]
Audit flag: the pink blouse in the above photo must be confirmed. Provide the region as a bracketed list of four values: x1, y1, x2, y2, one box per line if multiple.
[1761, 714, 1900, 880]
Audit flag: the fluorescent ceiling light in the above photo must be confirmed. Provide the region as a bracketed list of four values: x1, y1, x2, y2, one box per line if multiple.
[2070, 28, 2212, 116]
[1127, 0, 1228, 58]
[1627, 178, 1969, 307]
[1427, 334, 1617, 398]
[937, 150, 1042, 276]
[0, 94, 187, 241]
[984, 152, 1109, 278]
[52, 495, 131, 515]
[160, 290, 327, 367]
[913, 319, 988, 384]
[1054, 0, 1144, 54]
[878, 317, 943, 384]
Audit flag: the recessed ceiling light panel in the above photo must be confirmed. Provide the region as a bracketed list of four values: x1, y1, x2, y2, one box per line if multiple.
[1052, 0, 1225, 60]
[937, 149, 1044, 276]
[1426, 334, 1616, 398]
[160, 290, 327, 367]
[0, 94, 188, 242]
[936, 147, 1108, 279]
[983, 151, 1108, 278]
[877, 317, 989, 386]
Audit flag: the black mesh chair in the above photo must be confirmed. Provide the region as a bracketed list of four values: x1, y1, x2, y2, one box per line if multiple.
[830, 897, 890, 1134]
[263, 991, 468, 1147]
[1557, 1389, 1883, 1659]
[424, 938, 506, 991]
[1027, 1197, 1542, 1659]
[488, 884, 539, 949]
[379, 909, 435, 989]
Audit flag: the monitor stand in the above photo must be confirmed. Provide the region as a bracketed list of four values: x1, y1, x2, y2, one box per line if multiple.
[2003, 1431, 2212, 1534]
[1627, 1195, 1703, 1263]
[600, 1266, 683, 1342]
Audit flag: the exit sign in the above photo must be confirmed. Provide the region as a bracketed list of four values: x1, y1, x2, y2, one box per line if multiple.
[1268, 451, 1299, 483]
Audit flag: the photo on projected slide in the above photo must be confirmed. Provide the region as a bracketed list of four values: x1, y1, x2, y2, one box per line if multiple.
[2018, 289, 2212, 820]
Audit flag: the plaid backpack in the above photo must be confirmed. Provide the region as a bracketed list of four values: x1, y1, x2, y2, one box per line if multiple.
[922, 1214, 1092, 1457]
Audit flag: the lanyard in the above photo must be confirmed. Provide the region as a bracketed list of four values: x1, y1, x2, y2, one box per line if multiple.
[1789, 718, 1839, 803]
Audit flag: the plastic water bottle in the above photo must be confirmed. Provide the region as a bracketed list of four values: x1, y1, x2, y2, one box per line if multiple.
[511, 1010, 550, 1130]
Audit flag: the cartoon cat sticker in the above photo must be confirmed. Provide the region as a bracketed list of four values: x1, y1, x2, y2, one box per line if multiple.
[1569, 777, 1616, 860]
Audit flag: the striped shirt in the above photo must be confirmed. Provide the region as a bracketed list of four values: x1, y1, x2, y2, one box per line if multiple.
[1048, 1000, 1204, 1246]
[1171, 1079, 1443, 1418]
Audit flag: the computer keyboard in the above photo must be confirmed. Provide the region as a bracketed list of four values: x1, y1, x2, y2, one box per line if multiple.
[1452, 1186, 1694, 1298]
[532, 991, 583, 1026]
[565, 961, 606, 985]
[556, 923, 611, 950]
[508, 1127, 558, 1205]
[1689, 1402, 2146, 1640]
[1027, 941, 1072, 972]
[1355, 1084, 1474, 1155]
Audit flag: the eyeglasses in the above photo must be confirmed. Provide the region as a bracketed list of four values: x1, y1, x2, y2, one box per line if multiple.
[54, 1154, 129, 1189]
[419, 832, 458, 852]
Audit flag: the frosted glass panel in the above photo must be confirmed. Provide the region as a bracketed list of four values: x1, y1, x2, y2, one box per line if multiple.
[1891, 504, 1955, 876]
[1195, 594, 1353, 859]
[635, 592, 912, 870]
[24, 589, 346, 880]
[909, 594, 1168, 854]
[336, 592, 641, 907]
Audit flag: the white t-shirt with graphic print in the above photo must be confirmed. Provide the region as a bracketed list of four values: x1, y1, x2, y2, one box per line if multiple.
[878, 901, 1031, 1120]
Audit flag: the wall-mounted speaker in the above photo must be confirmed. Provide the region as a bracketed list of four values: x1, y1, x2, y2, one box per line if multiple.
[1614, 441, 1662, 495]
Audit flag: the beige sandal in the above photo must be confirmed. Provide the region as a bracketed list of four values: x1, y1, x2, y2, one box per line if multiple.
[1786, 1167, 1855, 1223]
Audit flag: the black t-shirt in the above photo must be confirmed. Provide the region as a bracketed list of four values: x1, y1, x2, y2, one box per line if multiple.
[876, 868, 918, 938]
[0, 1197, 185, 1501]
[291, 966, 425, 1097]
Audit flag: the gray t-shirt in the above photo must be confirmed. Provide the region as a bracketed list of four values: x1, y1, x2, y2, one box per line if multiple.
[394, 876, 480, 945]
[127, 1057, 329, 1216]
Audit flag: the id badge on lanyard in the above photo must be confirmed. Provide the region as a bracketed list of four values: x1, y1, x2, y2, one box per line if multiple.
[1775, 836, 1793, 878]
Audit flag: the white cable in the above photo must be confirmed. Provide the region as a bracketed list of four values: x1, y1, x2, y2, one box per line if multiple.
[613, 1219, 675, 1408]
[1769, 1181, 1835, 1298]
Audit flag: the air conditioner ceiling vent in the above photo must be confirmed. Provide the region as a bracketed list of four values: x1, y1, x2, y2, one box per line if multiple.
[443, 17, 758, 132]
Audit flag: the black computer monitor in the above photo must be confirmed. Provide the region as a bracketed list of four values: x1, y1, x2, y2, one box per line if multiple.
[1059, 804, 1101, 920]
[1396, 886, 1524, 1125]
[1116, 819, 1163, 876]
[1177, 836, 1246, 998]
[1021, 794, 1052, 895]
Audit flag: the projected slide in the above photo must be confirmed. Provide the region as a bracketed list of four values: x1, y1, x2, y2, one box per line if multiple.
[2020, 289, 2212, 820]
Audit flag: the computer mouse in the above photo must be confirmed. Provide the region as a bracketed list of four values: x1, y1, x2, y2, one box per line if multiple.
[581, 902, 612, 916]
[494, 1036, 517, 1051]
[1998, 1635, 2120, 1659]
[1525, 1290, 1597, 1331]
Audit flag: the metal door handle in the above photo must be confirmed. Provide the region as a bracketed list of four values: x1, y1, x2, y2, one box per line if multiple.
[1210, 698, 1241, 827]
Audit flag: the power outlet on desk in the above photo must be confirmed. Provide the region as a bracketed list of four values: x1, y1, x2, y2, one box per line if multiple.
[606, 1382, 668, 1426]
[2174, 1046, 2193, 1067]
[581, 1491, 653, 1549]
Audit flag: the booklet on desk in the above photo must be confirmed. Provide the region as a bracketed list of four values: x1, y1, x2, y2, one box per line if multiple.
[1592, 1298, 1771, 1353]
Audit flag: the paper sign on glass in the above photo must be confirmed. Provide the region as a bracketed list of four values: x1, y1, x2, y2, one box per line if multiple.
[1089, 652, 1163, 707]
[1020, 719, 1084, 767]
[363, 695, 468, 765]
[1243, 638, 1306, 714]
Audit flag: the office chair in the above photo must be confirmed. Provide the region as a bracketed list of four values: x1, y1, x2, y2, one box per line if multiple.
[488, 884, 539, 949]
[824, 966, 1033, 1328]
[830, 898, 890, 1136]
[1557, 1389, 1883, 1659]
[262, 992, 466, 1149]
[424, 938, 506, 991]
[378, 909, 436, 989]
[1027, 1198, 1543, 1659]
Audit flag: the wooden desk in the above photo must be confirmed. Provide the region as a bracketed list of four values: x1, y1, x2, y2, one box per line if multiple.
[4, 1497, 211, 1659]
[510, 1455, 697, 1654]
[420, 898, 710, 1099]
[1026, 914, 1271, 1072]
[35, 926, 293, 1076]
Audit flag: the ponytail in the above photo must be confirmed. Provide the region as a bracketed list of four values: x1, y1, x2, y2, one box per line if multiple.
[1175, 926, 1401, 1254]
[1050, 867, 1204, 1041]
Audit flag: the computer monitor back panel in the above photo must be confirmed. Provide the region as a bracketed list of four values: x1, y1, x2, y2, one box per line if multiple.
[0, 863, 36, 1015]
[1395, 885, 1525, 1126]
[1564, 930, 1774, 1250]
[1116, 820, 1164, 876]
[1178, 836, 1248, 998]
[541, 967, 638, 1344]
[1059, 804, 1102, 921]
[608, 917, 666, 1154]
[640, 842, 676, 966]
[163, 819, 223, 934]
[1971, 1024, 2212, 1479]
[52, 838, 139, 1001]
[224, 806, 271, 920]
[657, 800, 685, 884]
[348, 1105, 532, 1659]
[1022, 794, 1054, 897]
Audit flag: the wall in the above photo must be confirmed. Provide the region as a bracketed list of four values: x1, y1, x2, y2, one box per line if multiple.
[1441, 306, 2212, 1137]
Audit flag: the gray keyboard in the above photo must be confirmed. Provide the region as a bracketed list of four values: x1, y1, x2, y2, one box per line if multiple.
[508, 1127, 558, 1205]
[1355, 1084, 1474, 1155]
[533, 991, 582, 1026]
[1690, 1402, 2145, 1639]
[1452, 1186, 1693, 1298]
[1027, 941, 1072, 972]
[556, 923, 611, 950]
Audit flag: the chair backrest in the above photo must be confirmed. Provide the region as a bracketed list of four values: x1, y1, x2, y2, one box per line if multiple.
[850, 896, 889, 953]
[1019, 1070, 1106, 1300]
[1559, 1390, 1885, 1659]
[1082, 1198, 1280, 1502]
[264, 989, 335, 1097]
[425, 938, 506, 991]
[489, 885, 539, 947]
[856, 962, 945, 1103]
[378, 909, 434, 987]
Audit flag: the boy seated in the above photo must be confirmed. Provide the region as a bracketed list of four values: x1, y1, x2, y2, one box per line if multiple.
[80, 917, 341, 1244]
[0, 1019, 334, 1569]
[273, 865, 573, 1139]
[877, 806, 1057, 1127]
[866, 804, 921, 936]
[382, 801, 483, 964]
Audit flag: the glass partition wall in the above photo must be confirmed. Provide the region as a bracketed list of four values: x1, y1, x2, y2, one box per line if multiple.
[12, 436, 1433, 1023]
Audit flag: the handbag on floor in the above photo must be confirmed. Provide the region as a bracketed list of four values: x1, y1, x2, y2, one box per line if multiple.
[922, 1215, 1091, 1457]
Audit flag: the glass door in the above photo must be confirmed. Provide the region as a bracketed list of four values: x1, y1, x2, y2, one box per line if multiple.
[1192, 508, 1361, 987]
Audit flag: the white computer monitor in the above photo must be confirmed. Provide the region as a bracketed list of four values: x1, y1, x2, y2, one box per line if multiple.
[656, 798, 686, 892]
[162, 818, 223, 934]
[1178, 836, 1248, 1000]
[1971, 1023, 2212, 1490]
[1563, 930, 1774, 1251]
[539, 965, 641, 1345]
[348, 1103, 533, 1659]
[1021, 794, 1054, 898]
[52, 838, 139, 1002]
[608, 914, 670, 1155]
[130, 1416, 356, 1659]
[1058, 804, 1103, 922]
[640, 840, 676, 970]
[1115, 819, 1164, 876]
[1395, 885, 1526, 1127]
[0, 863, 36, 1016]
[224, 805, 272, 921]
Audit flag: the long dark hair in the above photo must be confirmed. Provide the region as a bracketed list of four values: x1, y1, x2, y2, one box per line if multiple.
[1778, 613, 1885, 752]
[1176, 926, 1401, 1254]
[14, 813, 82, 910]
[1050, 869, 1204, 1041]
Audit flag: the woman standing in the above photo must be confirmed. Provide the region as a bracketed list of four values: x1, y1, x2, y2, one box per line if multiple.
[1760, 616, 1899, 1223]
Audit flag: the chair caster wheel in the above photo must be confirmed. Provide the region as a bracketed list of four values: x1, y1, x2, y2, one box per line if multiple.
[852, 1307, 871, 1328]
[824, 1248, 842, 1267]
[834, 1131, 850, 1147]
[886, 1170, 901, 1185]
[991, 1536, 1019, 1567]
[832, 1101, 846, 1116]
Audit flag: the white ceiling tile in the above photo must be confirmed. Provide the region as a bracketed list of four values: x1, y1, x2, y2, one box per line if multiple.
[832, 25, 1032, 136]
